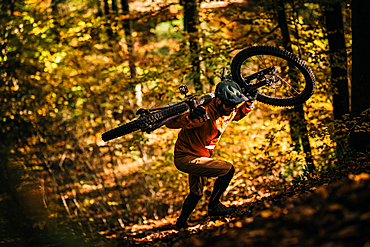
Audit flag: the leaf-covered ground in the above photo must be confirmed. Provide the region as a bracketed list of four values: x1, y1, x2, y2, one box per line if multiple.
[104, 156, 370, 247]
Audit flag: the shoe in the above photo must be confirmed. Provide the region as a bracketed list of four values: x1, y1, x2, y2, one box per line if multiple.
[208, 202, 235, 216]
[175, 218, 189, 230]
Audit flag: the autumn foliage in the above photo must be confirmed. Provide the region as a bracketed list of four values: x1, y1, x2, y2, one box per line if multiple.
[1, 0, 369, 246]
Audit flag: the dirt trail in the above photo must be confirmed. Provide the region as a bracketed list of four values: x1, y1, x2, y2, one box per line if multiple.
[114, 161, 370, 247]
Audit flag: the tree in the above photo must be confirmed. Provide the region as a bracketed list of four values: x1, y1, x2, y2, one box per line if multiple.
[350, 0, 370, 152]
[323, 0, 350, 159]
[182, 0, 202, 92]
[121, 0, 137, 80]
[276, 1, 314, 173]
[324, 1, 350, 120]
[103, 0, 114, 38]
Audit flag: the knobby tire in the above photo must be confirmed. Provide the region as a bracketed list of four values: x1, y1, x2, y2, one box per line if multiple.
[102, 103, 188, 142]
[231, 46, 316, 107]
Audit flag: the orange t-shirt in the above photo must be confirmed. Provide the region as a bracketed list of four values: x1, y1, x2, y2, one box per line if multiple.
[166, 98, 253, 158]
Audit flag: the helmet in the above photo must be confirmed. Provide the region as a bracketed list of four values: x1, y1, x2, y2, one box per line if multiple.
[215, 80, 248, 105]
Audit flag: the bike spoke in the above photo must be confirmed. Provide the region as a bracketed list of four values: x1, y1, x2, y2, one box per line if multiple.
[276, 74, 301, 95]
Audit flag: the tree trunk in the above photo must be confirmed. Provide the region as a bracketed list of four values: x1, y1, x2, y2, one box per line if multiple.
[96, 0, 103, 17]
[112, 0, 118, 13]
[276, 1, 314, 173]
[103, 0, 114, 38]
[182, 0, 202, 92]
[51, 0, 58, 14]
[325, 2, 350, 119]
[121, 0, 137, 79]
[8, 0, 14, 14]
[349, 0, 370, 152]
[324, 1, 350, 159]
[103, 0, 110, 15]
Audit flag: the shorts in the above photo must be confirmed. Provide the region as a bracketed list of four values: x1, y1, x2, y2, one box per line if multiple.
[174, 154, 233, 196]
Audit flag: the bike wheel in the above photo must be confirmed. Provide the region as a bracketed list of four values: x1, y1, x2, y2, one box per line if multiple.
[231, 46, 316, 107]
[102, 102, 189, 142]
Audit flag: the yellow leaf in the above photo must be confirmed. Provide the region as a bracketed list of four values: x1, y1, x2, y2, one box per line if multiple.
[348, 173, 370, 181]
[260, 210, 272, 218]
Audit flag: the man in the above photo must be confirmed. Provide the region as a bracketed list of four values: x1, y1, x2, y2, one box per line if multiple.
[166, 79, 257, 230]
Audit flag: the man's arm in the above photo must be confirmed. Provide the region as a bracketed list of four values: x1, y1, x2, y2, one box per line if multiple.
[234, 89, 257, 121]
[166, 106, 208, 129]
[233, 101, 254, 121]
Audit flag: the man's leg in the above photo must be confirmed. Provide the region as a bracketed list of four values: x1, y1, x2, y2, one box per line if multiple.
[174, 155, 235, 222]
[176, 192, 202, 229]
[209, 165, 235, 208]
[176, 174, 205, 229]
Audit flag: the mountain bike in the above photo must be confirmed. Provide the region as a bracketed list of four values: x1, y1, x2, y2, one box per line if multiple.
[102, 46, 316, 142]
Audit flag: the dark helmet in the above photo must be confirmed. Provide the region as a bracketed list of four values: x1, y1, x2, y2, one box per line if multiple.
[215, 79, 248, 105]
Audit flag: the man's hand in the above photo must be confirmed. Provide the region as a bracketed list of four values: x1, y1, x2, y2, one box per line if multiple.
[188, 106, 209, 122]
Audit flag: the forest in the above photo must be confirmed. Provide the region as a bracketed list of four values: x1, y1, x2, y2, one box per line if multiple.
[1, 0, 370, 246]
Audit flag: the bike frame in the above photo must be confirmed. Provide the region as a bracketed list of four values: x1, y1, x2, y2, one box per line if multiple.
[145, 100, 190, 130]
[137, 66, 277, 132]
[102, 46, 316, 142]
[138, 94, 206, 133]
